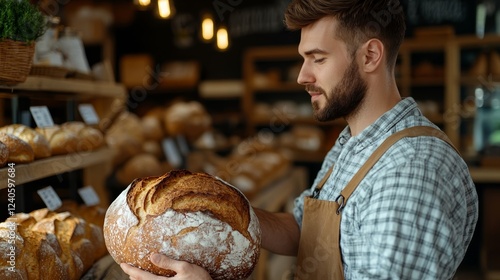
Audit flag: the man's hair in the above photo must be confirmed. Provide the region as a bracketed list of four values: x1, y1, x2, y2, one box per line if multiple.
[284, 0, 406, 70]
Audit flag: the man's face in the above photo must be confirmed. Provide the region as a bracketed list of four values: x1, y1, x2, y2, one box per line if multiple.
[297, 17, 367, 122]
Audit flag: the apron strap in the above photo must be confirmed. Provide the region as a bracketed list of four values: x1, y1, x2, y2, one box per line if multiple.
[337, 126, 458, 211]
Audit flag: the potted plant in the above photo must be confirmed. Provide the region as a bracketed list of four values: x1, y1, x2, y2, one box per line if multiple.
[0, 0, 45, 85]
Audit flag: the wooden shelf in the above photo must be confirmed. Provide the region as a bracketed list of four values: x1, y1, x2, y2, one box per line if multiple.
[0, 76, 127, 99]
[251, 115, 345, 126]
[469, 167, 500, 183]
[456, 34, 500, 48]
[0, 147, 114, 189]
[252, 83, 303, 93]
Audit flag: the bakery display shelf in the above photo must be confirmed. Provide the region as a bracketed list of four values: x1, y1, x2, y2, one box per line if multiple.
[469, 167, 500, 183]
[456, 34, 500, 48]
[0, 76, 127, 99]
[0, 147, 114, 188]
[252, 82, 304, 93]
[251, 115, 345, 126]
[406, 77, 445, 87]
[460, 75, 500, 87]
[423, 113, 444, 125]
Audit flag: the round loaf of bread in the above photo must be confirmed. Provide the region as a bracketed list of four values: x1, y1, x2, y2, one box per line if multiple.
[0, 141, 8, 167]
[103, 169, 261, 280]
[0, 133, 34, 163]
[0, 124, 51, 159]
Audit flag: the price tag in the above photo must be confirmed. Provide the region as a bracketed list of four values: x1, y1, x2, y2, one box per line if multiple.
[78, 104, 100, 125]
[37, 186, 62, 211]
[30, 106, 54, 128]
[78, 186, 100, 206]
[162, 138, 182, 168]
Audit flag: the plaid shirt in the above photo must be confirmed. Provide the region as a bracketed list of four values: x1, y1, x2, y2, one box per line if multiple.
[293, 97, 478, 279]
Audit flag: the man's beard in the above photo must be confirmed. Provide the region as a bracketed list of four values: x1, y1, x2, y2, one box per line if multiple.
[310, 59, 367, 122]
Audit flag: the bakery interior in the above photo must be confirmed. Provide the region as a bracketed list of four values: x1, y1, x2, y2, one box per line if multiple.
[0, 0, 499, 279]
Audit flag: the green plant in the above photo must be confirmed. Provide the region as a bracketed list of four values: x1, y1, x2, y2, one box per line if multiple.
[0, 0, 45, 43]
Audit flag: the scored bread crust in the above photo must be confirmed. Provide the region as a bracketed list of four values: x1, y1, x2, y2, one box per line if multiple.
[104, 169, 261, 280]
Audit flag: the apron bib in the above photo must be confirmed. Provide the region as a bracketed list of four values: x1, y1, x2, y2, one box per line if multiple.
[295, 126, 458, 280]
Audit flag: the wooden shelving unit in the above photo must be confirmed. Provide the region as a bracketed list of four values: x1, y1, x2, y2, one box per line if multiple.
[0, 76, 127, 98]
[0, 76, 126, 209]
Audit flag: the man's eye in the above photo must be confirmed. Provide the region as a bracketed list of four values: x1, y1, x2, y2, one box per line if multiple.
[314, 58, 325, 63]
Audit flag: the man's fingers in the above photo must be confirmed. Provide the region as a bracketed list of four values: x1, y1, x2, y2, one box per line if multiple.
[150, 253, 184, 272]
[120, 263, 162, 280]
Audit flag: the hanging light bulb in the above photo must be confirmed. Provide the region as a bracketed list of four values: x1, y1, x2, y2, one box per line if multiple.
[134, 0, 151, 9]
[201, 13, 214, 41]
[157, 0, 175, 19]
[216, 26, 229, 51]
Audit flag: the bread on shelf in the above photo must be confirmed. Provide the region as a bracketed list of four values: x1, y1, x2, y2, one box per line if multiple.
[0, 124, 51, 159]
[0, 132, 35, 163]
[61, 121, 105, 152]
[36, 126, 79, 155]
[0, 207, 107, 280]
[0, 141, 8, 167]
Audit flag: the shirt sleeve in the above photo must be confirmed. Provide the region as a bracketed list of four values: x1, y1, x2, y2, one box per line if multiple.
[347, 160, 477, 280]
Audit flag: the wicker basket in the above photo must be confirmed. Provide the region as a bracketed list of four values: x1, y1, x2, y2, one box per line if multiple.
[0, 40, 36, 85]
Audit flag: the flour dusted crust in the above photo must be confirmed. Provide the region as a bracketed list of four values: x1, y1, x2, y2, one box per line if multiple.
[103, 169, 261, 280]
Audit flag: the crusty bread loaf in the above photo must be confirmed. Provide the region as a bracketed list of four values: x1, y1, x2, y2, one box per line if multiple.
[115, 153, 165, 185]
[163, 101, 212, 142]
[1, 208, 107, 280]
[104, 169, 261, 280]
[36, 126, 79, 155]
[141, 115, 164, 141]
[61, 121, 105, 151]
[0, 124, 51, 159]
[1, 214, 68, 280]
[0, 132, 35, 163]
[0, 141, 8, 167]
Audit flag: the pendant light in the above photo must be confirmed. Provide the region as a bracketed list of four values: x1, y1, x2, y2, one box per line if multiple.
[201, 13, 214, 42]
[134, 0, 151, 9]
[157, 0, 175, 19]
[216, 26, 229, 51]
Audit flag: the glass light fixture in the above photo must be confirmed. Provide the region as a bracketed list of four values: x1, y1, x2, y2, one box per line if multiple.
[216, 26, 229, 51]
[134, 0, 151, 9]
[201, 13, 214, 41]
[157, 0, 175, 19]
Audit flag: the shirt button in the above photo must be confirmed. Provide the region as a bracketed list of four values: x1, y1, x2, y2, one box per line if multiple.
[339, 136, 347, 145]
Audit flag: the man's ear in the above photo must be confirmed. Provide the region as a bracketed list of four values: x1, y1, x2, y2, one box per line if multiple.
[360, 39, 384, 73]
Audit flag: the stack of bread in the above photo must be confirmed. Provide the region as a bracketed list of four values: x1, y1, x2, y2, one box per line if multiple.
[104, 111, 171, 185]
[163, 100, 212, 142]
[0, 122, 105, 167]
[36, 121, 104, 155]
[0, 206, 107, 280]
[192, 134, 291, 199]
[279, 125, 325, 153]
[0, 124, 51, 160]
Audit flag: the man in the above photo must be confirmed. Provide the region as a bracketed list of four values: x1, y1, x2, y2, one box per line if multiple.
[122, 0, 478, 279]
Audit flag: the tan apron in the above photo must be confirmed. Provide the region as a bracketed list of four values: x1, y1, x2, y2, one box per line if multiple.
[295, 126, 459, 280]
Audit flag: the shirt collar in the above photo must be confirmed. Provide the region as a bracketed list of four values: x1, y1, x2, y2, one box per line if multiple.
[337, 97, 421, 152]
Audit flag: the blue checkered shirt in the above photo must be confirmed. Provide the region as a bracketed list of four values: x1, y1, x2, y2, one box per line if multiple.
[293, 97, 478, 279]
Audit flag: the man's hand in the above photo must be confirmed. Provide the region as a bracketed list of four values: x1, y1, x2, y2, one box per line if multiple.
[120, 253, 212, 280]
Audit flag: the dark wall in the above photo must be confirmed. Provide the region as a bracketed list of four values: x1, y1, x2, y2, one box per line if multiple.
[113, 0, 300, 80]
